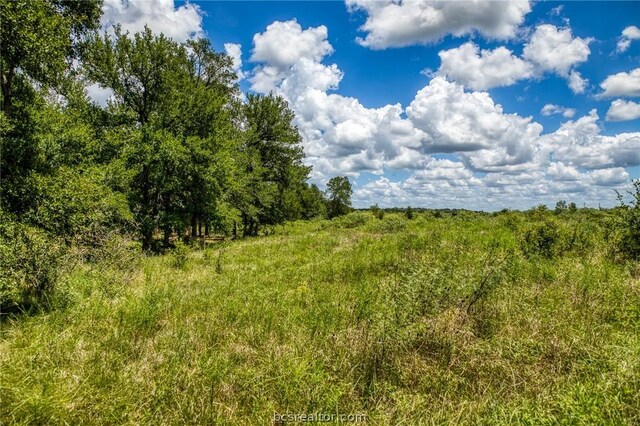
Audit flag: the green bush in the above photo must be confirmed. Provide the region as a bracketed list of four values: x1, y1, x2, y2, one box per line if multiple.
[615, 180, 640, 260]
[170, 240, 189, 269]
[365, 214, 407, 233]
[0, 217, 64, 313]
[334, 211, 370, 229]
[28, 167, 132, 247]
[519, 220, 561, 259]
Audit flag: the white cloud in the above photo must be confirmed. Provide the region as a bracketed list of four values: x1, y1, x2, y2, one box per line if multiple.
[437, 42, 534, 90]
[249, 19, 635, 209]
[589, 168, 629, 186]
[346, 0, 531, 49]
[523, 24, 592, 76]
[606, 99, 640, 121]
[567, 70, 588, 94]
[617, 25, 640, 53]
[85, 83, 114, 107]
[250, 20, 426, 178]
[540, 109, 640, 169]
[436, 25, 591, 92]
[549, 5, 564, 16]
[406, 77, 543, 172]
[251, 20, 333, 69]
[100, 0, 203, 42]
[598, 68, 640, 98]
[541, 104, 576, 118]
[224, 43, 244, 81]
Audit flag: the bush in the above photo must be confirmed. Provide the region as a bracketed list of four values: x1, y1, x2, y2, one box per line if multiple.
[365, 214, 407, 233]
[28, 167, 132, 247]
[170, 240, 189, 269]
[614, 180, 640, 259]
[519, 220, 561, 259]
[334, 211, 370, 229]
[0, 217, 64, 313]
[405, 206, 414, 220]
[370, 204, 384, 220]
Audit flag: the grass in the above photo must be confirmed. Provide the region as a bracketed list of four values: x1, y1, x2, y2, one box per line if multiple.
[1, 212, 639, 424]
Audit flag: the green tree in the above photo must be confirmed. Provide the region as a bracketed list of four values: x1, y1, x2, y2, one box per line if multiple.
[230, 94, 310, 236]
[300, 183, 328, 219]
[326, 176, 352, 218]
[555, 200, 567, 214]
[0, 0, 102, 212]
[405, 206, 414, 220]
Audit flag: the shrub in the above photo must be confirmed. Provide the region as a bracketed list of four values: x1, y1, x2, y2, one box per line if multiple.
[28, 167, 132, 247]
[405, 206, 414, 220]
[519, 220, 561, 259]
[370, 204, 385, 220]
[171, 240, 189, 269]
[615, 180, 640, 259]
[365, 214, 407, 233]
[0, 217, 63, 313]
[334, 211, 370, 229]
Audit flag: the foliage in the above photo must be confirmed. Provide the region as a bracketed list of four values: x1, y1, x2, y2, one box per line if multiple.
[0, 216, 63, 312]
[27, 167, 132, 245]
[2, 214, 639, 424]
[615, 179, 640, 259]
[370, 203, 384, 220]
[405, 206, 414, 220]
[326, 176, 352, 218]
[519, 218, 563, 259]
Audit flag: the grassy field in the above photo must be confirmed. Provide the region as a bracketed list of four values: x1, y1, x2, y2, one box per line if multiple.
[1, 211, 639, 424]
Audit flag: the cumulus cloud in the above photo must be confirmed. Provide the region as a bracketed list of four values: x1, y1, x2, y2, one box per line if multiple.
[541, 104, 576, 118]
[436, 25, 591, 92]
[346, 0, 531, 49]
[598, 68, 640, 98]
[540, 109, 640, 169]
[437, 42, 534, 90]
[617, 25, 640, 53]
[100, 0, 203, 42]
[523, 24, 592, 76]
[567, 70, 588, 94]
[249, 19, 635, 209]
[250, 20, 426, 178]
[406, 77, 543, 172]
[224, 43, 245, 81]
[606, 99, 640, 121]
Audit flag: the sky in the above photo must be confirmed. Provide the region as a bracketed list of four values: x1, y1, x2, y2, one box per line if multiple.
[95, 0, 640, 210]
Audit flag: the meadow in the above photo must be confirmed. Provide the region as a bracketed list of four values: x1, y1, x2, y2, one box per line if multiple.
[1, 210, 639, 424]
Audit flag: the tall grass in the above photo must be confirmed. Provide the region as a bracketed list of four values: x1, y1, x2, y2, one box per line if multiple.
[1, 212, 639, 424]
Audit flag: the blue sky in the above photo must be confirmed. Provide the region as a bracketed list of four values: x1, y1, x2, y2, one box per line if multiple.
[99, 0, 640, 210]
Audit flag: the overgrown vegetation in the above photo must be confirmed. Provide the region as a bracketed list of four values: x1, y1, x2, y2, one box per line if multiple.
[2, 2, 639, 423]
[1, 211, 639, 424]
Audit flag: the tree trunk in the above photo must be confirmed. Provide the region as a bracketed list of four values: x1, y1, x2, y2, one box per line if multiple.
[163, 226, 171, 247]
[191, 214, 197, 239]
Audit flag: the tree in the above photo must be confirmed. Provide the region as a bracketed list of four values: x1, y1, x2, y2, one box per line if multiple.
[230, 94, 310, 236]
[405, 206, 414, 220]
[555, 200, 567, 214]
[0, 0, 102, 212]
[326, 176, 352, 218]
[300, 183, 327, 219]
[84, 27, 238, 249]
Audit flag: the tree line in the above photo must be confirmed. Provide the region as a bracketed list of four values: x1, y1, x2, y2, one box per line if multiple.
[0, 0, 353, 251]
